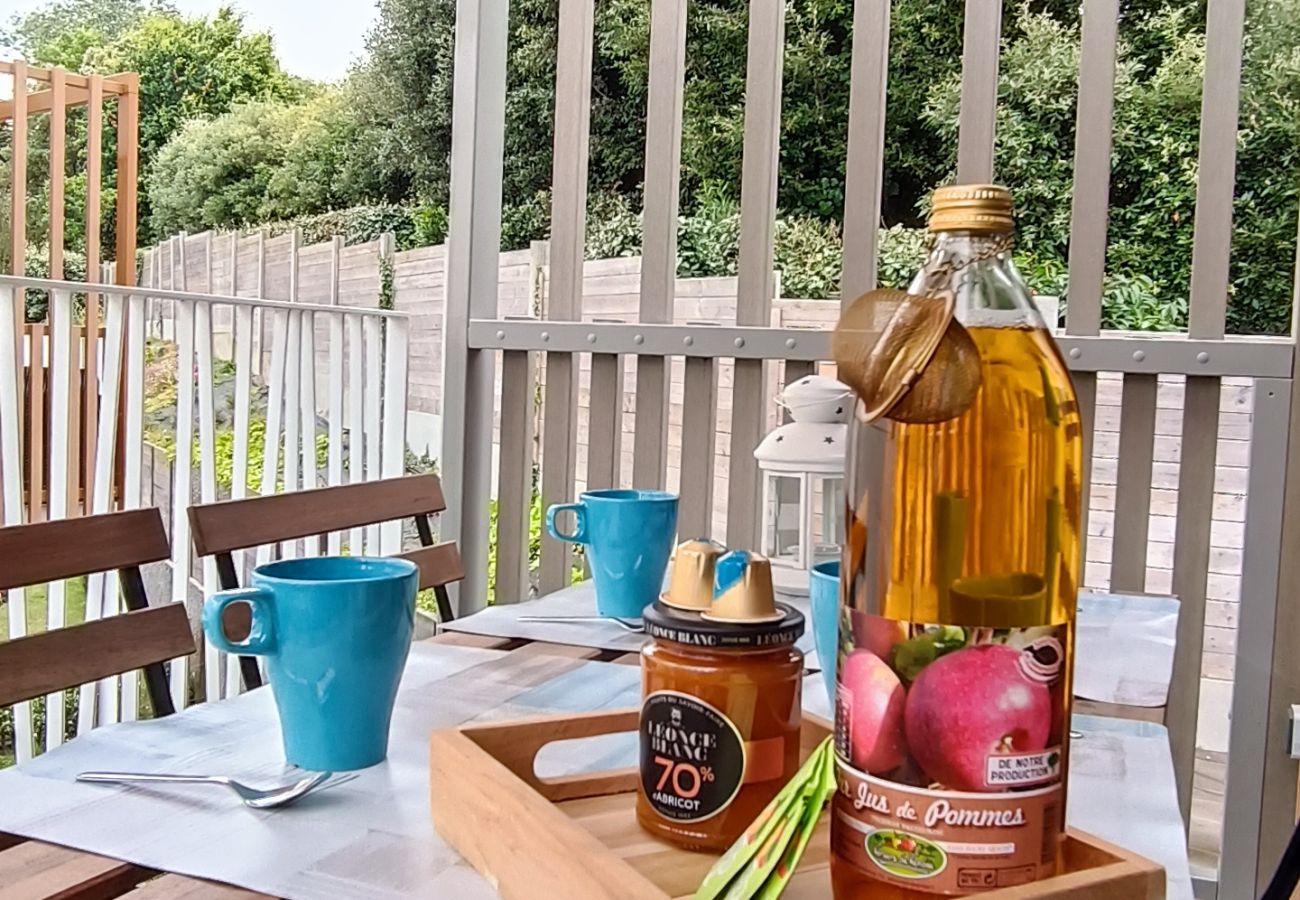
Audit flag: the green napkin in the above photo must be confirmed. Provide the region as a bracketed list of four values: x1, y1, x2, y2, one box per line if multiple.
[695, 737, 836, 900]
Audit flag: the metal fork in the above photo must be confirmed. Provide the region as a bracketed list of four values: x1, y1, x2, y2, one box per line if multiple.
[517, 614, 644, 633]
[76, 770, 334, 809]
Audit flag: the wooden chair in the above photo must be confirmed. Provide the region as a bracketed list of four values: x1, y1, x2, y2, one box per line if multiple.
[188, 473, 464, 691]
[0, 508, 192, 716]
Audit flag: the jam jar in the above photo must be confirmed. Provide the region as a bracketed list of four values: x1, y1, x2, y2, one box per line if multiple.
[636, 601, 805, 851]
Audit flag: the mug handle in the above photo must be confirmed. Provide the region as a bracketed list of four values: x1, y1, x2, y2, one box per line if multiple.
[202, 587, 276, 656]
[546, 502, 589, 544]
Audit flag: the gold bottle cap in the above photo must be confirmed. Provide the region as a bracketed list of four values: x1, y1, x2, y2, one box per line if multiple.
[929, 183, 1015, 234]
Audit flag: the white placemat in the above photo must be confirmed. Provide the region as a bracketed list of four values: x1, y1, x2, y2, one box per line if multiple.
[449, 585, 1179, 707]
[1074, 592, 1180, 707]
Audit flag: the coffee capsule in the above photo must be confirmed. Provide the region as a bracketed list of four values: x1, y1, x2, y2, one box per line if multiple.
[704, 550, 785, 624]
[662, 538, 726, 611]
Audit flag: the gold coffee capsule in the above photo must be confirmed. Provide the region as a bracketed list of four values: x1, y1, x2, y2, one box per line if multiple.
[704, 550, 784, 624]
[662, 538, 726, 611]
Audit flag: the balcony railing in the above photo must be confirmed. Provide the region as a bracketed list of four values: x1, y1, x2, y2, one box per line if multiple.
[0, 274, 409, 761]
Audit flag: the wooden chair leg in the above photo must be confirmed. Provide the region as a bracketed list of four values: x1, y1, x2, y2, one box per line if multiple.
[434, 585, 455, 624]
[119, 566, 176, 717]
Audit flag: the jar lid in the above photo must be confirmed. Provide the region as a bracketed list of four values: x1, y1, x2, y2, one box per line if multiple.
[643, 600, 805, 649]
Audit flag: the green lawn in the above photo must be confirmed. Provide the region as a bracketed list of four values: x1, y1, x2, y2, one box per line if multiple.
[0, 578, 88, 641]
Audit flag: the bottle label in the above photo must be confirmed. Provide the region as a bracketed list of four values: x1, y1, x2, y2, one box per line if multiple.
[640, 691, 746, 822]
[832, 611, 1068, 894]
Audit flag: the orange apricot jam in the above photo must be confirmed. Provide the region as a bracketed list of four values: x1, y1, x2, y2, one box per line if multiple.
[636, 601, 805, 851]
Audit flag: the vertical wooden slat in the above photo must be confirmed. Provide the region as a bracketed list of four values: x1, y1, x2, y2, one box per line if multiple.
[586, 350, 623, 491]
[113, 74, 138, 289]
[327, 311, 345, 555]
[326, 237, 345, 555]
[10, 61, 28, 383]
[539, 0, 595, 593]
[633, 0, 687, 489]
[298, 310, 318, 499]
[44, 290, 74, 748]
[346, 314, 365, 555]
[119, 293, 145, 720]
[442, 0, 509, 614]
[281, 308, 302, 559]
[678, 356, 718, 539]
[1188, 9, 1245, 341]
[48, 69, 66, 281]
[253, 229, 267, 376]
[1065, 0, 1120, 536]
[49, 70, 74, 516]
[496, 350, 534, 604]
[363, 316, 382, 554]
[1109, 375, 1157, 591]
[378, 318, 409, 555]
[83, 75, 104, 505]
[840, 0, 890, 301]
[727, 0, 785, 548]
[0, 286, 32, 759]
[81, 293, 126, 733]
[955, 0, 1002, 184]
[195, 296, 220, 701]
[255, 309, 289, 567]
[1221, 379, 1293, 899]
[169, 262, 194, 711]
[28, 318, 46, 523]
[227, 297, 253, 697]
[781, 361, 815, 423]
[1166, 377, 1219, 826]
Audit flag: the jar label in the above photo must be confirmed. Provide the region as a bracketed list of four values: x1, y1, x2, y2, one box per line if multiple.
[832, 612, 1068, 894]
[640, 691, 746, 823]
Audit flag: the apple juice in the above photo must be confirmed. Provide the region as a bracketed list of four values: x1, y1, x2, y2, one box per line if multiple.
[831, 186, 1082, 897]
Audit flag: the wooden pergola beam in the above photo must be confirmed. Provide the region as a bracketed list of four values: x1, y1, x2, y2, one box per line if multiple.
[0, 60, 131, 93]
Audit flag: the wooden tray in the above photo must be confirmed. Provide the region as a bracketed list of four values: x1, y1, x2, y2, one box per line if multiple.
[429, 710, 1165, 899]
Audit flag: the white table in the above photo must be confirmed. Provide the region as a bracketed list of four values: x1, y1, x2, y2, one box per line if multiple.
[0, 604, 1192, 899]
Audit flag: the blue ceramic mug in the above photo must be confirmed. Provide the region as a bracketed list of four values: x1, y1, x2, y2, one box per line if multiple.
[546, 489, 678, 618]
[809, 559, 841, 707]
[202, 556, 419, 771]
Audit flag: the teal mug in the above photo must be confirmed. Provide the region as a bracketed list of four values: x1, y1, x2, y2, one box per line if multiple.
[546, 489, 678, 618]
[202, 556, 419, 771]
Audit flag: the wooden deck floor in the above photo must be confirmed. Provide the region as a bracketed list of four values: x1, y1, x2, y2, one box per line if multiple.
[1189, 750, 1227, 880]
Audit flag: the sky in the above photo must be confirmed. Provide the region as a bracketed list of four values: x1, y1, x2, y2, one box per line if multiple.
[1, 0, 380, 82]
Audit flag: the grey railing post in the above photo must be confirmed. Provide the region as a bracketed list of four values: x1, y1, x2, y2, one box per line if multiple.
[441, 0, 509, 615]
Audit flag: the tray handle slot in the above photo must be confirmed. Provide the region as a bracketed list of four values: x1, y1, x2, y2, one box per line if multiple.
[462, 708, 641, 802]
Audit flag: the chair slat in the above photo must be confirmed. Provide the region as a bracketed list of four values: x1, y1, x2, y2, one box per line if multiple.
[0, 508, 168, 591]
[0, 603, 193, 707]
[398, 542, 466, 591]
[188, 474, 447, 557]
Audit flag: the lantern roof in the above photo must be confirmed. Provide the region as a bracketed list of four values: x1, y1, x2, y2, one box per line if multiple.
[753, 421, 848, 472]
[777, 375, 852, 424]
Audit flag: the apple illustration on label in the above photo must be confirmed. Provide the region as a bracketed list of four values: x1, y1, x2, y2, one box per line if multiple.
[840, 649, 907, 773]
[904, 644, 1052, 792]
[851, 614, 907, 662]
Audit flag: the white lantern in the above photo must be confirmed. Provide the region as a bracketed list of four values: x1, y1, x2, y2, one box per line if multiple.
[753, 375, 851, 596]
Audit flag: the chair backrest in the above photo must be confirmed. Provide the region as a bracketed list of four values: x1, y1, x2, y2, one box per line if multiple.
[188, 474, 464, 691]
[0, 508, 191, 714]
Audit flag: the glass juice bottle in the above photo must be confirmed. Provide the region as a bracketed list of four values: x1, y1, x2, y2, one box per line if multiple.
[830, 185, 1083, 897]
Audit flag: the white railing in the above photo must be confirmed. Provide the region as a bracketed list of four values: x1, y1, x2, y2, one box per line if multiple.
[0, 274, 409, 763]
